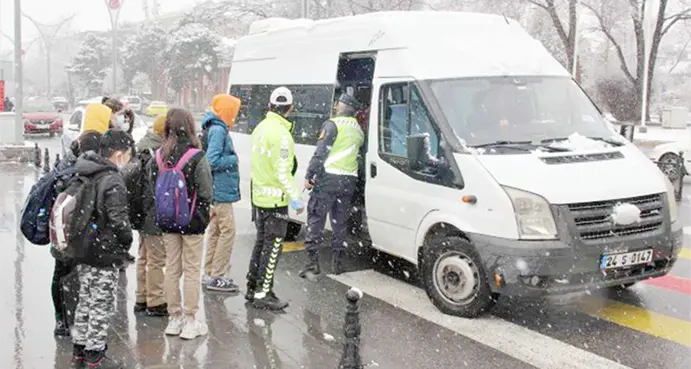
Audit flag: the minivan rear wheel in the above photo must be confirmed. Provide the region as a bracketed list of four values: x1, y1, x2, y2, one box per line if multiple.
[422, 236, 496, 318]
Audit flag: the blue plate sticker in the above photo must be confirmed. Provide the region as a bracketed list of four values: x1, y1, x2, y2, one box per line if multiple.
[599, 255, 608, 270]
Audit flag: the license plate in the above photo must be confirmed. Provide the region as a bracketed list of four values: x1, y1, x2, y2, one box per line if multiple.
[600, 249, 653, 271]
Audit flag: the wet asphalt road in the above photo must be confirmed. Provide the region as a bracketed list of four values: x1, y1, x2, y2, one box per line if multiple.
[1, 135, 690, 369]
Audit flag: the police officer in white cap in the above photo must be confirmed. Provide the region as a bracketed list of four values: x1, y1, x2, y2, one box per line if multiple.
[300, 93, 365, 278]
[247, 86, 305, 310]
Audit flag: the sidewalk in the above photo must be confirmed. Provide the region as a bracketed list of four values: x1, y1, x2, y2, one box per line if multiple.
[621, 125, 690, 148]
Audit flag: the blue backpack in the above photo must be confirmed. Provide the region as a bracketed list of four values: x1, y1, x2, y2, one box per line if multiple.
[20, 167, 76, 245]
[154, 148, 201, 231]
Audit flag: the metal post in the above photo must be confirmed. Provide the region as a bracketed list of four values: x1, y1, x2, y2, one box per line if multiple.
[302, 0, 308, 18]
[42, 147, 49, 173]
[112, 26, 117, 94]
[639, 1, 654, 133]
[54, 153, 60, 170]
[571, 1, 579, 79]
[339, 288, 363, 369]
[34, 142, 40, 168]
[13, 0, 23, 145]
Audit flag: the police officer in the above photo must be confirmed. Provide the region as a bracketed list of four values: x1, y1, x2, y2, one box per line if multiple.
[247, 86, 305, 311]
[300, 93, 365, 278]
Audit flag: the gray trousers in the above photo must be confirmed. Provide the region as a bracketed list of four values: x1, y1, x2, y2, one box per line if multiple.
[304, 187, 355, 253]
[72, 265, 119, 351]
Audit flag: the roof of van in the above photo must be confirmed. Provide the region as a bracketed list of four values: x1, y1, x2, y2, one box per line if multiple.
[232, 11, 569, 84]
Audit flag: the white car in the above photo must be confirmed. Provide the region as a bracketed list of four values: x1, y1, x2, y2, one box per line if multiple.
[649, 140, 690, 180]
[121, 96, 143, 113]
[61, 106, 150, 158]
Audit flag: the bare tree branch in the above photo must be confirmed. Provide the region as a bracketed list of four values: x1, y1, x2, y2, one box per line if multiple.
[523, 0, 548, 9]
[668, 39, 691, 73]
[582, 1, 637, 84]
[662, 7, 691, 35]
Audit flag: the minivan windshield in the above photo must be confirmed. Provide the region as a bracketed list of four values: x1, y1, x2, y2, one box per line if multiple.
[428, 76, 614, 147]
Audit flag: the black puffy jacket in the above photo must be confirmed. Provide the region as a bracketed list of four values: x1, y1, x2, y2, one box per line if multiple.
[74, 152, 133, 268]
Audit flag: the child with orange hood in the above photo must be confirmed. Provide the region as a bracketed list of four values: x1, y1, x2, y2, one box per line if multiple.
[200, 94, 242, 292]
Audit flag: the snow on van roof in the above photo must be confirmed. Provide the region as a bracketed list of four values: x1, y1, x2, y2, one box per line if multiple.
[233, 11, 569, 84]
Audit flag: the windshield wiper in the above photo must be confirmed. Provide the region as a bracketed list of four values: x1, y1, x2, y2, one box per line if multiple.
[541, 136, 624, 147]
[471, 141, 570, 152]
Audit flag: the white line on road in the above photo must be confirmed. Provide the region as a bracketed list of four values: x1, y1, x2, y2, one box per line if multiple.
[329, 270, 632, 369]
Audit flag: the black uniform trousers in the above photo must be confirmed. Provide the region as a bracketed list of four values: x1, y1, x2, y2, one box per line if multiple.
[304, 184, 355, 254]
[247, 206, 289, 296]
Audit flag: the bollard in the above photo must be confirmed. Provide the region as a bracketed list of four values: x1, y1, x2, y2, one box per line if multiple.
[675, 151, 685, 201]
[34, 143, 41, 168]
[339, 288, 363, 369]
[54, 153, 61, 170]
[43, 148, 50, 174]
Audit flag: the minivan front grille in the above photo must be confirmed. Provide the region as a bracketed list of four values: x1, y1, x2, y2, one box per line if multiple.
[567, 194, 664, 241]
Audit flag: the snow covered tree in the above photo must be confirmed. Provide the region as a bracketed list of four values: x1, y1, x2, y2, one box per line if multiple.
[69, 33, 111, 97]
[164, 22, 221, 97]
[120, 25, 169, 97]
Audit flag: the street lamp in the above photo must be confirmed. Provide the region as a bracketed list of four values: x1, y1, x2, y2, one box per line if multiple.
[639, 0, 655, 133]
[105, 0, 124, 94]
[22, 13, 74, 97]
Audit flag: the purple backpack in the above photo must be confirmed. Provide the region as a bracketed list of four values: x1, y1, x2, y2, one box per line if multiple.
[155, 148, 201, 231]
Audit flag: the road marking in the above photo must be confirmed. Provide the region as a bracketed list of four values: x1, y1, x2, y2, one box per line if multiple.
[283, 241, 304, 253]
[678, 248, 691, 261]
[330, 270, 631, 369]
[579, 296, 691, 347]
[641, 274, 691, 295]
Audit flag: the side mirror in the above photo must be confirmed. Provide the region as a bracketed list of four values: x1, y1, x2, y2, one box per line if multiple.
[407, 134, 428, 171]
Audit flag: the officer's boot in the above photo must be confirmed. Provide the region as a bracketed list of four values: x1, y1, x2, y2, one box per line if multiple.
[245, 274, 257, 302]
[332, 249, 345, 275]
[299, 250, 321, 279]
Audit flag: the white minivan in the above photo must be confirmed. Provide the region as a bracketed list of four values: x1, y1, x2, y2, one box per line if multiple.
[227, 12, 683, 317]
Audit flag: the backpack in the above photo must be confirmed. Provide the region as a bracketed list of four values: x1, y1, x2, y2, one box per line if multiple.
[49, 173, 106, 259]
[20, 167, 76, 245]
[127, 148, 154, 230]
[154, 148, 201, 231]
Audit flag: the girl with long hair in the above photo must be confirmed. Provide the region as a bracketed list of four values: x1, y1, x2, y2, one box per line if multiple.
[150, 108, 213, 340]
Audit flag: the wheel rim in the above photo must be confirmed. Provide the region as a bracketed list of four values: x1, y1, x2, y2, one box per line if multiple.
[432, 251, 480, 306]
[659, 153, 681, 180]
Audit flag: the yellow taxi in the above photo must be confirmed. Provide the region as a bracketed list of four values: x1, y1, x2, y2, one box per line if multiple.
[144, 101, 169, 117]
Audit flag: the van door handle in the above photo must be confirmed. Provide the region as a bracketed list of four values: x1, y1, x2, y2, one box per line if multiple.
[370, 163, 377, 178]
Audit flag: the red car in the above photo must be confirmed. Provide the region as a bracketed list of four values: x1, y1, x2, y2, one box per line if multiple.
[23, 101, 63, 137]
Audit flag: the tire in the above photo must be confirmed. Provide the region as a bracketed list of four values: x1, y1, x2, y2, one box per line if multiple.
[422, 236, 497, 318]
[658, 152, 682, 181]
[609, 282, 636, 290]
[285, 222, 302, 242]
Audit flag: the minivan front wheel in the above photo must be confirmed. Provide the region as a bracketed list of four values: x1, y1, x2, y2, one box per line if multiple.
[422, 236, 496, 318]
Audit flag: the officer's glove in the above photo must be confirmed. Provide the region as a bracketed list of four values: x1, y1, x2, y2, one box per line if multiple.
[290, 199, 305, 214]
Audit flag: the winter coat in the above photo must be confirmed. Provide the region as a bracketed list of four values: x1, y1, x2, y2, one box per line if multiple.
[202, 112, 240, 203]
[150, 138, 214, 235]
[74, 152, 133, 268]
[132, 132, 163, 235]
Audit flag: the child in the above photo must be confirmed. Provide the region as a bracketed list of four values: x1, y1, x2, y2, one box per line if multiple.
[151, 108, 213, 339]
[51, 131, 103, 337]
[201, 94, 241, 292]
[132, 115, 167, 316]
[71, 130, 134, 369]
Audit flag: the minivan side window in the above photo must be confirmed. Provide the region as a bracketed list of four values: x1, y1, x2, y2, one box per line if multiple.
[378, 82, 461, 188]
[70, 111, 83, 129]
[229, 84, 332, 145]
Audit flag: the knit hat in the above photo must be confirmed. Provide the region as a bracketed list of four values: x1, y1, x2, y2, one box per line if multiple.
[211, 94, 241, 127]
[83, 103, 112, 134]
[153, 114, 166, 137]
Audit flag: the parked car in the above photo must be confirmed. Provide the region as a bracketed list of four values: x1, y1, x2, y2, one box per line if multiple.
[649, 139, 690, 181]
[51, 96, 69, 112]
[61, 106, 149, 158]
[121, 96, 143, 113]
[23, 100, 63, 137]
[144, 101, 168, 117]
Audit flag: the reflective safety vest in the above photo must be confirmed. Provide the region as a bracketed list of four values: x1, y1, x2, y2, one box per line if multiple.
[251, 112, 300, 208]
[324, 116, 365, 177]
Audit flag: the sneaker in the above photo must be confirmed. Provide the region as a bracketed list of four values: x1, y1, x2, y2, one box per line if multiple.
[252, 292, 289, 311]
[179, 317, 208, 340]
[165, 314, 184, 336]
[145, 303, 169, 317]
[205, 277, 239, 293]
[54, 319, 70, 337]
[72, 344, 85, 367]
[245, 289, 256, 302]
[133, 302, 147, 314]
[202, 274, 211, 283]
[85, 349, 123, 369]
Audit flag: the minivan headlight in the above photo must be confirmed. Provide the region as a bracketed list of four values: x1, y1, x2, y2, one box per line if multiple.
[502, 186, 558, 240]
[664, 178, 678, 223]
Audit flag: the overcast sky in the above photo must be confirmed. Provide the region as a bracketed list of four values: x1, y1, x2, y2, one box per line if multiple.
[0, 0, 198, 53]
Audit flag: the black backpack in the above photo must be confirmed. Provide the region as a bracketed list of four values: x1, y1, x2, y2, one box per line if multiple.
[20, 167, 76, 245]
[49, 173, 106, 260]
[125, 149, 154, 230]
